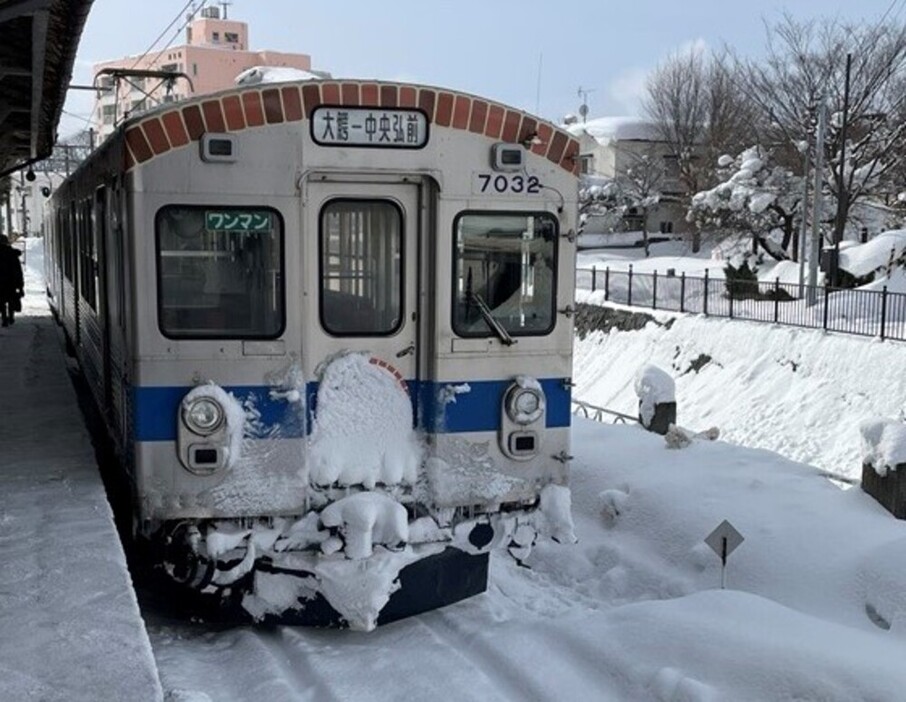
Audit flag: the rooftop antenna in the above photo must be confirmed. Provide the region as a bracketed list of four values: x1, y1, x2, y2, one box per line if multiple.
[219, 0, 232, 19]
[578, 86, 594, 123]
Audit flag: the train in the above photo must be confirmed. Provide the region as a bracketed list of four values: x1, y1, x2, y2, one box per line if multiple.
[44, 78, 580, 630]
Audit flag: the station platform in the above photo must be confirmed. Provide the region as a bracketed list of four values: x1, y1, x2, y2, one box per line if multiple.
[0, 313, 163, 701]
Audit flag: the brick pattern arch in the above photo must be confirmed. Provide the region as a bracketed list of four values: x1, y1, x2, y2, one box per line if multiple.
[123, 80, 580, 175]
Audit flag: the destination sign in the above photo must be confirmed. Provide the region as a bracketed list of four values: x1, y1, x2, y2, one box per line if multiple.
[311, 107, 428, 148]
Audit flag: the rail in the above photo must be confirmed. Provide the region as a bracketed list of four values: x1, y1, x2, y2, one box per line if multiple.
[576, 265, 906, 342]
[571, 399, 637, 424]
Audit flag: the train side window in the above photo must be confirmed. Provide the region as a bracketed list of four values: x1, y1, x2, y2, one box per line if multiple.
[319, 199, 403, 336]
[452, 212, 558, 338]
[155, 205, 285, 339]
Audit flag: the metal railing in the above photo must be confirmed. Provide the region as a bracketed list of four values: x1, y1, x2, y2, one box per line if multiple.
[571, 399, 637, 424]
[577, 265, 906, 342]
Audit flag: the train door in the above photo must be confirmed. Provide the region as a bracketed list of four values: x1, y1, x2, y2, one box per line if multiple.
[304, 179, 421, 394]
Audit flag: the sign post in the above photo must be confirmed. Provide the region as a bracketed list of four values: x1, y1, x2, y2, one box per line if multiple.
[705, 520, 745, 589]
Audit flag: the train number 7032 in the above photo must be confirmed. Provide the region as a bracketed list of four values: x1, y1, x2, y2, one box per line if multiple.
[475, 173, 542, 195]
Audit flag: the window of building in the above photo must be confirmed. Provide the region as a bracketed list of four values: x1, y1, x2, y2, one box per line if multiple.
[101, 103, 117, 124]
[659, 221, 674, 234]
[192, 62, 198, 76]
[579, 155, 593, 175]
[212, 31, 220, 42]
[161, 62, 177, 73]
[156, 206, 285, 339]
[453, 212, 557, 338]
[319, 200, 403, 336]
[224, 32, 239, 43]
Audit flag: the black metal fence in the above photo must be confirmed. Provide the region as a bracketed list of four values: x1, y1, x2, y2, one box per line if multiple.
[577, 265, 906, 342]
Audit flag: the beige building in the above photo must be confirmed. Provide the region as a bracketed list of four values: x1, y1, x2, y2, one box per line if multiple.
[92, 6, 322, 140]
[566, 116, 688, 235]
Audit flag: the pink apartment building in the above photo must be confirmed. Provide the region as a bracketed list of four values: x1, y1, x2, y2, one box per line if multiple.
[92, 6, 320, 140]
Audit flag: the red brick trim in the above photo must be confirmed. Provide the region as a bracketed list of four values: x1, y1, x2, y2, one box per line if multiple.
[141, 118, 170, 156]
[341, 83, 360, 106]
[321, 82, 341, 105]
[161, 111, 189, 147]
[122, 81, 580, 176]
[222, 95, 246, 131]
[301, 84, 321, 118]
[242, 91, 265, 127]
[262, 89, 284, 124]
[181, 105, 205, 140]
[125, 127, 153, 163]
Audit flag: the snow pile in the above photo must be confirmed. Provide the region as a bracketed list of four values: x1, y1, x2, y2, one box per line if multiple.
[538, 484, 577, 544]
[308, 352, 422, 489]
[234, 65, 321, 85]
[860, 418, 906, 476]
[320, 492, 408, 559]
[839, 229, 906, 278]
[633, 363, 675, 425]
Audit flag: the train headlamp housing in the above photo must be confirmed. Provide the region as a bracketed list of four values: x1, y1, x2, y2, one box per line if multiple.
[505, 385, 545, 425]
[183, 397, 225, 436]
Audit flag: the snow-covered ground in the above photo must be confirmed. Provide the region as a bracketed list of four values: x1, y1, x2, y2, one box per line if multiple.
[149, 418, 906, 701]
[9, 236, 906, 701]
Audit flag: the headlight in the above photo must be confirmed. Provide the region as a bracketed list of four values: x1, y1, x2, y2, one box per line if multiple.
[183, 397, 224, 435]
[506, 386, 545, 425]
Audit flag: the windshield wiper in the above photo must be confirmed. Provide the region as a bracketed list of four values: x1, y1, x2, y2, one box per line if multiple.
[469, 292, 516, 346]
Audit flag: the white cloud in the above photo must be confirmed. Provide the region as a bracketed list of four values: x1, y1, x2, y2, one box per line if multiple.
[609, 68, 649, 115]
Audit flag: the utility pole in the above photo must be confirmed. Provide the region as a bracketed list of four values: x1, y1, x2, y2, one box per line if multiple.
[797, 136, 810, 293]
[830, 52, 853, 287]
[808, 98, 827, 306]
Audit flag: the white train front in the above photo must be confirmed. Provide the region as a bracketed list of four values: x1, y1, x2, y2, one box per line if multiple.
[44, 79, 580, 629]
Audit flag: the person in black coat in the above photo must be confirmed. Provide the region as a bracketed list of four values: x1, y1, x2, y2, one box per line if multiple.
[0, 234, 24, 326]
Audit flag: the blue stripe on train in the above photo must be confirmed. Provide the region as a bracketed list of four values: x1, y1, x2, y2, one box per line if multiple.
[133, 378, 571, 442]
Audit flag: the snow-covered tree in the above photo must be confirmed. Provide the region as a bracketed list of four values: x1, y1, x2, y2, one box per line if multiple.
[734, 16, 906, 243]
[689, 146, 805, 260]
[643, 48, 758, 251]
[579, 147, 663, 256]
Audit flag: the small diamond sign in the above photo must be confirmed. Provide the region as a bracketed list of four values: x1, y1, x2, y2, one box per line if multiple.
[705, 520, 744, 562]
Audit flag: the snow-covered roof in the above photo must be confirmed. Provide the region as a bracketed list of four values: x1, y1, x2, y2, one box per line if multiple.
[235, 65, 322, 86]
[566, 116, 661, 146]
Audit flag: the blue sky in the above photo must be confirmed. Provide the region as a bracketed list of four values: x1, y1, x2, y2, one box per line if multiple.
[60, 0, 903, 138]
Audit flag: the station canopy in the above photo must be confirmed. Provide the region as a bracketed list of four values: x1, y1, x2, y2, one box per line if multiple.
[0, 0, 93, 177]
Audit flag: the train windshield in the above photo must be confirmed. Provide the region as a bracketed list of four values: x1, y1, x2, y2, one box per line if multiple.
[156, 206, 284, 339]
[453, 212, 557, 338]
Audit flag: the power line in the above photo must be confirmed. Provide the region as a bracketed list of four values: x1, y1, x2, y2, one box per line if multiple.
[129, 0, 198, 71]
[146, 0, 208, 71]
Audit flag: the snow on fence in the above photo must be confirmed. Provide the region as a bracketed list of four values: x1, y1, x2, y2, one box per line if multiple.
[577, 265, 906, 342]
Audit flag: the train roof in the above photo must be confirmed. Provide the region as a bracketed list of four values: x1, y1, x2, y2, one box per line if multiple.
[114, 79, 580, 177]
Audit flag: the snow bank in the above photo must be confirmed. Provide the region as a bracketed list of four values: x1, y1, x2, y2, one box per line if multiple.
[839, 229, 906, 278]
[308, 352, 422, 489]
[574, 308, 906, 479]
[860, 418, 906, 476]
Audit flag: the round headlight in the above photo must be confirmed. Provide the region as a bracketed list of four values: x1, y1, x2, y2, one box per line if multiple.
[184, 397, 224, 435]
[506, 386, 545, 425]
